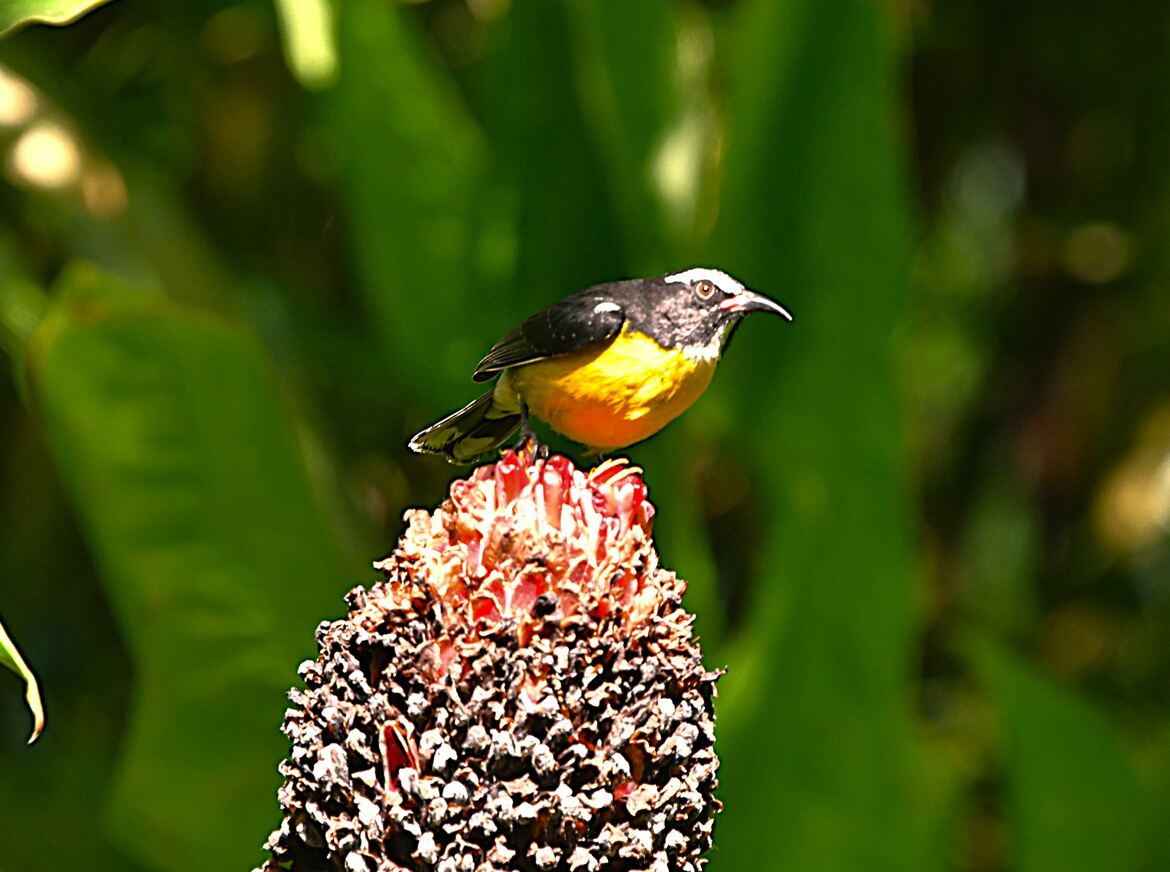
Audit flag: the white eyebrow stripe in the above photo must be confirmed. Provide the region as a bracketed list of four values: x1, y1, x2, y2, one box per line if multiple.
[593, 301, 621, 314]
[663, 267, 744, 294]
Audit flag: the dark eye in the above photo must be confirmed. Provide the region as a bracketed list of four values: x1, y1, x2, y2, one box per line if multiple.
[695, 280, 716, 300]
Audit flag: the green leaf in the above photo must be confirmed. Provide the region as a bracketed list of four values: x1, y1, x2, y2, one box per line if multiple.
[698, 1, 936, 870]
[476, 1, 627, 296]
[563, 0, 692, 258]
[329, 0, 486, 393]
[0, 0, 112, 37]
[973, 638, 1153, 872]
[24, 264, 357, 872]
[0, 614, 44, 743]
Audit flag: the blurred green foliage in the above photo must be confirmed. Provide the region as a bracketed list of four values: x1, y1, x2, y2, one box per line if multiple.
[28, 264, 357, 869]
[0, 1, 1169, 871]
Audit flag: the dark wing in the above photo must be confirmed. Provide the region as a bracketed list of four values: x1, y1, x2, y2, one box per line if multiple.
[472, 292, 626, 382]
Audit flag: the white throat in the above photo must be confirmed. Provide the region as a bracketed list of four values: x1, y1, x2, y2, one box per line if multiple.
[683, 321, 734, 364]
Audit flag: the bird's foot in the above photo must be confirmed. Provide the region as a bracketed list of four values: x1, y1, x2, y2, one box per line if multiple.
[514, 427, 548, 462]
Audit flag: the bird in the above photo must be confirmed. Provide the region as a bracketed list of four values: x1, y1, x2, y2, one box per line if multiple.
[408, 267, 793, 464]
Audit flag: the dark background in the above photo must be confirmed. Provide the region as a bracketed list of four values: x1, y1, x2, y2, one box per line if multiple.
[2, 0, 1169, 870]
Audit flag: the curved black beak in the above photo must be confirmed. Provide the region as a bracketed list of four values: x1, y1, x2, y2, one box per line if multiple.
[718, 289, 794, 321]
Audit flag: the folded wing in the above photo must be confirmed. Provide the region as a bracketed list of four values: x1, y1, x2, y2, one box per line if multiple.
[472, 292, 626, 382]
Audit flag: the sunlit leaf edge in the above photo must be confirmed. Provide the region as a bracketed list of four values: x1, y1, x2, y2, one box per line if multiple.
[0, 0, 113, 37]
[0, 614, 45, 743]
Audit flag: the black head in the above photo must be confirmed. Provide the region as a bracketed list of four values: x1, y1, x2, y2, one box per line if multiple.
[613, 267, 793, 353]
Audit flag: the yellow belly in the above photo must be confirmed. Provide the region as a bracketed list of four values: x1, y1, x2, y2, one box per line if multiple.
[500, 327, 717, 451]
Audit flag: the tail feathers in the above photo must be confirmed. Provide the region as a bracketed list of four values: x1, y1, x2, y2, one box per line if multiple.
[409, 390, 522, 464]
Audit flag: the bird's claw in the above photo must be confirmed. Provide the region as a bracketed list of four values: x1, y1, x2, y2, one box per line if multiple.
[514, 430, 548, 462]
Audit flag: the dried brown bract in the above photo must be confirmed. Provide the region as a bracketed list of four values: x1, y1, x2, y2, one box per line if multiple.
[257, 451, 721, 872]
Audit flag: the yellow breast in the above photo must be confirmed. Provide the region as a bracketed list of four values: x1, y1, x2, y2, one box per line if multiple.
[501, 326, 717, 451]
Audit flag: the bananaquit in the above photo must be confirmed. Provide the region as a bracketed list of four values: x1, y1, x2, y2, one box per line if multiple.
[409, 267, 793, 464]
